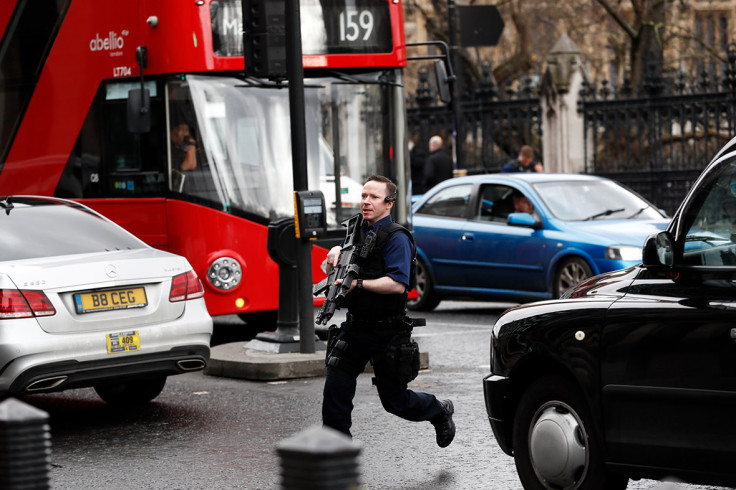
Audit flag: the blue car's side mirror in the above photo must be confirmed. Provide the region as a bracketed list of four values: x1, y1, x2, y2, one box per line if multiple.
[508, 212, 541, 230]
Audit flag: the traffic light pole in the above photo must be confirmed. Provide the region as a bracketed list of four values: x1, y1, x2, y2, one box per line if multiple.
[285, 0, 315, 354]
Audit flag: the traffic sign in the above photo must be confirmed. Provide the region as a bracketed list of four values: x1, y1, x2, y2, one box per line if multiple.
[458, 5, 505, 47]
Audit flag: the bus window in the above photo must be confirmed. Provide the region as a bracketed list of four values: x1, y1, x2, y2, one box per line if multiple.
[56, 80, 165, 198]
[167, 82, 221, 204]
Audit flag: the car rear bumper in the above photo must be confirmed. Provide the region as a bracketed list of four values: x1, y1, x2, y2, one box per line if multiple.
[7, 345, 210, 394]
[483, 373, 513, 456]
[0, 300, 212, 394]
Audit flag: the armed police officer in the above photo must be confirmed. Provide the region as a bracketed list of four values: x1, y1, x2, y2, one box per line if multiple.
[321, 175, 455, 447]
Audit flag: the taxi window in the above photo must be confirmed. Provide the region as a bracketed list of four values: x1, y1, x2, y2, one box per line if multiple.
[682, 163, 736, 266]
[417, 184, 472, 218]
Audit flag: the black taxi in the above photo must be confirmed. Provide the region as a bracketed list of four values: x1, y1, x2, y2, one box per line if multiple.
[484, 137, 736, 488]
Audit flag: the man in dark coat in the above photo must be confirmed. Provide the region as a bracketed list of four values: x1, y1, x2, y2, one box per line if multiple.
[409, 139, 426, 195]
[423, 135, 454, 191]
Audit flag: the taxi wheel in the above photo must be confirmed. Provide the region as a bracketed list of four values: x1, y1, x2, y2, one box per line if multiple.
[554, 257, 593, 297]
[94, 376, 167, 406]
[407, 258, 440, 311]
[512, 375, 627, 490]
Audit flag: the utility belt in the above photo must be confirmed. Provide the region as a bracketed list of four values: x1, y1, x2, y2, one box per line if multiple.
[344, 313, 426, 331]
[325, 316, 425, 385]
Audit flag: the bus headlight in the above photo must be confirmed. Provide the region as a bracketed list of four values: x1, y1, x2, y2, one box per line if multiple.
[207, 257, 242, 290]
[606, 245, 641, 261]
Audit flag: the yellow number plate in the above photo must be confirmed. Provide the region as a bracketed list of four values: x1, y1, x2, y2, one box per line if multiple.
[106, 331, 140, 354]
[74, 287, 147, 314]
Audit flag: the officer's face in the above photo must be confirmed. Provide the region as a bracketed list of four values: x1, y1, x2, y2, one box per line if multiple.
[361, 180, 393, 225]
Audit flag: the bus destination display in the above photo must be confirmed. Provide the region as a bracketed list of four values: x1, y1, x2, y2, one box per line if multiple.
[302, 1, 393, 55]
[212, 0, 393, 57]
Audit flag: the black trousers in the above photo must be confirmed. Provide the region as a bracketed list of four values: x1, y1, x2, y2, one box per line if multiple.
[322, 322, 443, 438]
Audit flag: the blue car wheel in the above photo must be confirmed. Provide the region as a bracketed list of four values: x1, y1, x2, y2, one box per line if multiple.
[554, 257, 593, 298]
[407, 257, 440, 311]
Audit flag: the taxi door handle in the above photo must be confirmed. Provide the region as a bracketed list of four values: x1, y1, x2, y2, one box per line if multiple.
[462, 233, 475, 242]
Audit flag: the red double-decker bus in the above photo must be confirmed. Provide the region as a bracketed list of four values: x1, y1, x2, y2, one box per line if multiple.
[0, 0, 412, 325]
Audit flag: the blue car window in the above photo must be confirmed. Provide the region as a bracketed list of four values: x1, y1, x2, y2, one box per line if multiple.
[418, 184, 472, 218]
[534, 180, 662, 221]
[475, 185, 516, 222]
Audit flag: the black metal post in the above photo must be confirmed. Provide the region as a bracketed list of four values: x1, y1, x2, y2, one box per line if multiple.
[0, 398, 51, 489]
[448, 0, 463, 169]
[415, 67, 433, 155]
[285, 0, 315, 353]
[277, 426, 362, 489]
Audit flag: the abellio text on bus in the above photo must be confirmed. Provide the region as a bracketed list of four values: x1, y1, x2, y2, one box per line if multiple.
[0, 0, 411, 325]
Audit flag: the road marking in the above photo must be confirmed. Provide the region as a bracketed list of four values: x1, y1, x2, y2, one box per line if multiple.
[421, 322, 490, 329]
[413, 328, 489, 338]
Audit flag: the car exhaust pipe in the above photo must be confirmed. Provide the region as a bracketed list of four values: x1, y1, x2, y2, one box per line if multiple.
[26, 376, 68, 392]
[177, 359, 206, 371]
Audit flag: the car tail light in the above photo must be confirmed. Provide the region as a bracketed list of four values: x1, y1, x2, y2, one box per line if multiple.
[0, 289, 56, 318]
[186, 271, 205, 300]
[169, 271, 205, 302]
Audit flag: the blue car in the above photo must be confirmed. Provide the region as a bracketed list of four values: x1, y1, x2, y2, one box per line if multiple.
[408, 173, 670, 310]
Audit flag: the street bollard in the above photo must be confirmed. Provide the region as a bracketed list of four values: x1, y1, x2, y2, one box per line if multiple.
[277, 425, 362, 489]
[0, 398, 51, 489]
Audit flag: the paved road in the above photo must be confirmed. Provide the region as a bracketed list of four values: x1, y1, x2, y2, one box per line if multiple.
[15, 301, 733, 489]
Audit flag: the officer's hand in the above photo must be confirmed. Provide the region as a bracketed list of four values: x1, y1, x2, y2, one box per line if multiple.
[325, 246, 342, 268]
[334, 278, 357, 293]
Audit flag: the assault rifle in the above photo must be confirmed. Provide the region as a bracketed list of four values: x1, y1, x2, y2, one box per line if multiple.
[313, 213, 376, 325]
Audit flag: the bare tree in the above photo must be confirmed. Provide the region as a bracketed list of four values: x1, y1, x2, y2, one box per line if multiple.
[406, 0, 729, 95]
[596, 0, 667, 90]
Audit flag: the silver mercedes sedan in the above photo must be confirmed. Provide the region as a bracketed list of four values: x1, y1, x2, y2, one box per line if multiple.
[0, 196, 212, 405]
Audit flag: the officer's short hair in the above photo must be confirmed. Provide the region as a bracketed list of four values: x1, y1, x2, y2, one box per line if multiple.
[366, 175, 397, 202]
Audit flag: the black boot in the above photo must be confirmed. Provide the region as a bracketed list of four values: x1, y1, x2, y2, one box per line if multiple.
[431, 399, 455, 448]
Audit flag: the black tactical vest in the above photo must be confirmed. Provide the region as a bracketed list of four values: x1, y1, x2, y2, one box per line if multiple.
[344, 222, 414, 321]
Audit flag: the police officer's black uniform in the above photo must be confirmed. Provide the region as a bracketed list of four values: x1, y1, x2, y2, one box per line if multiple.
[321, 215, 455, 447]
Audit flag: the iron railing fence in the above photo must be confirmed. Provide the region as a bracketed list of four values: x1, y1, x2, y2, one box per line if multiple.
[407, 44, 736, 215]
[407, 63, 542, 173]
[581, 45, 736, 215]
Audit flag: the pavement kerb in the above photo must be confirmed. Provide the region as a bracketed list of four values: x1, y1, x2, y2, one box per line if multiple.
[205, 342, 429, 382]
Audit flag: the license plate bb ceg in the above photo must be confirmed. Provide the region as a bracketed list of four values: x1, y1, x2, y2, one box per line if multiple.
[74, 287, 147, 314]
